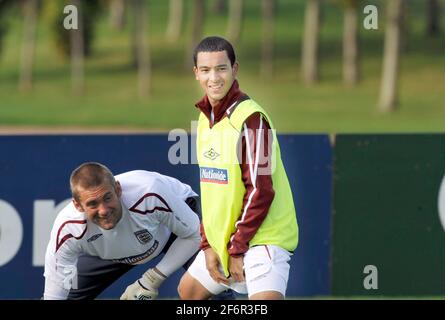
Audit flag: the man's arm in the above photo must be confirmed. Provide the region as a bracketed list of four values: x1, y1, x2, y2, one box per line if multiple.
[44, 276, 70, 300]
[121, 226, 200, 300]
[121, 187, 201, 300]
[43, 219, 83, 300]
[199, 223, 211, 251]
[228, 113, 275, 279]
[153, 187, 201, 276]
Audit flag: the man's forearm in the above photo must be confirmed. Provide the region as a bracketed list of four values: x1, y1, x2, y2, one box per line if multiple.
[43, 277, 69, 300]
[156, 230, 200, 276]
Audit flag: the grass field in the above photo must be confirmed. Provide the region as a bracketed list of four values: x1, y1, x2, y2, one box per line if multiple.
[0, 0, 444, 133]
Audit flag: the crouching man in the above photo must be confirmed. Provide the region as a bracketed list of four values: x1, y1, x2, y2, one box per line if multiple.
[43, 162, 201, 300]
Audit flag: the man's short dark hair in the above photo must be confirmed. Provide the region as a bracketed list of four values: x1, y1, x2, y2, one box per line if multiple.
[193, 36, 236, 67]
[70, 162, 116, 201]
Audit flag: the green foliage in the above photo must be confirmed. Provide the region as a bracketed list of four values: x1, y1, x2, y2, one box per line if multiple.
[330, 0, 361, 9]
[43, 0, 103, 58]
[0, 0, 14, 55]
[0, 0, 443, 132]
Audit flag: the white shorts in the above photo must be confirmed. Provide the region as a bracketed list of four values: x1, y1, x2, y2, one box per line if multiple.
[187, 245, 292, 298]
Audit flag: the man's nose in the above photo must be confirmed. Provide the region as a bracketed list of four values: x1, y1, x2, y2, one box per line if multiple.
[209, 69, 219, 81]
[97, 203, 109, 216]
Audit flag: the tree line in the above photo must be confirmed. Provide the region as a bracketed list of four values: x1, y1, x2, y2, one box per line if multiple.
[0, 0, 442, 112]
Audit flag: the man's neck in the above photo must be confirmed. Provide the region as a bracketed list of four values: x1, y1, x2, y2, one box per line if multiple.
[195, 80, 245, 126]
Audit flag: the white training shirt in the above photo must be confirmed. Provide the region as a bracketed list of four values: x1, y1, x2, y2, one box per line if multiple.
[43, 170, 199, 298]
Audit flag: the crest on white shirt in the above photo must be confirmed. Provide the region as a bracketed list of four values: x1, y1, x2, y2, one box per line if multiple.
[134, 229, 153, 244]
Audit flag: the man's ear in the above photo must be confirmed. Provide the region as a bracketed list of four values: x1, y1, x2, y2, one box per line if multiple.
[193, 66, 199, 80]
[73, 198, 84, 212]
[115, 180, 122, 198]
[232, 62, 239, 77]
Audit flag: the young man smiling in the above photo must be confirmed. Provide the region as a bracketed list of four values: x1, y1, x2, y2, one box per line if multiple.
[178, 36, 299, 300]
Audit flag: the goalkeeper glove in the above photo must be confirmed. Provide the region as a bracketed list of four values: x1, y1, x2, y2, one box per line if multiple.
[120, 268, 166, 300]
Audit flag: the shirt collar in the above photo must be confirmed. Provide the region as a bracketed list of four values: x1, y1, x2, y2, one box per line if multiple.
[195, 80, 245, 126]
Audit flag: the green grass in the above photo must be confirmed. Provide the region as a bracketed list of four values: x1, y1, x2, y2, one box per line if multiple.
[0, 0, 444, 133]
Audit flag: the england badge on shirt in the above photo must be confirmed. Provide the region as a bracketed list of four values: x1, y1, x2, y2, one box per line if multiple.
[134, 229, 153, 244]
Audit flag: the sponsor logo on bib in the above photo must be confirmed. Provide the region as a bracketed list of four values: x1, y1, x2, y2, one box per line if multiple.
[200, 167, 228, 184]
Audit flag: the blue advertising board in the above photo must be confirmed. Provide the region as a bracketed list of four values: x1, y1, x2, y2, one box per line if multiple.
[0, 134, 331, 299]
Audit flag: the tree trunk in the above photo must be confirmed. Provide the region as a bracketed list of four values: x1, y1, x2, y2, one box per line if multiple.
[186, 0, 204, 69]
[226, 0, 243, 44]
[302, 0, 321, 85]
[378, 0, 403, 112]
[71, 0, 84, 95]
[166, 0, 183, 42]
[133, 0, 150, 98]
[109, 0, 125, 30]
[131, 0, 138, 68]
[261, 0, 274, 78]
[19, 0, 38, 92]
[427, 0, 440, 36]
[343, 4, 359, 86]
[0, 1, 13, 57]
[212, 0, 225, 15]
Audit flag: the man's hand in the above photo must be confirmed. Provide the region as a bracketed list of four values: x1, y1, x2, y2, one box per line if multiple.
[120, 268, 166, 300]
[204, 248, 229, 285]
[120, 280, 158, 300]
[228, 255, 245, 282]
